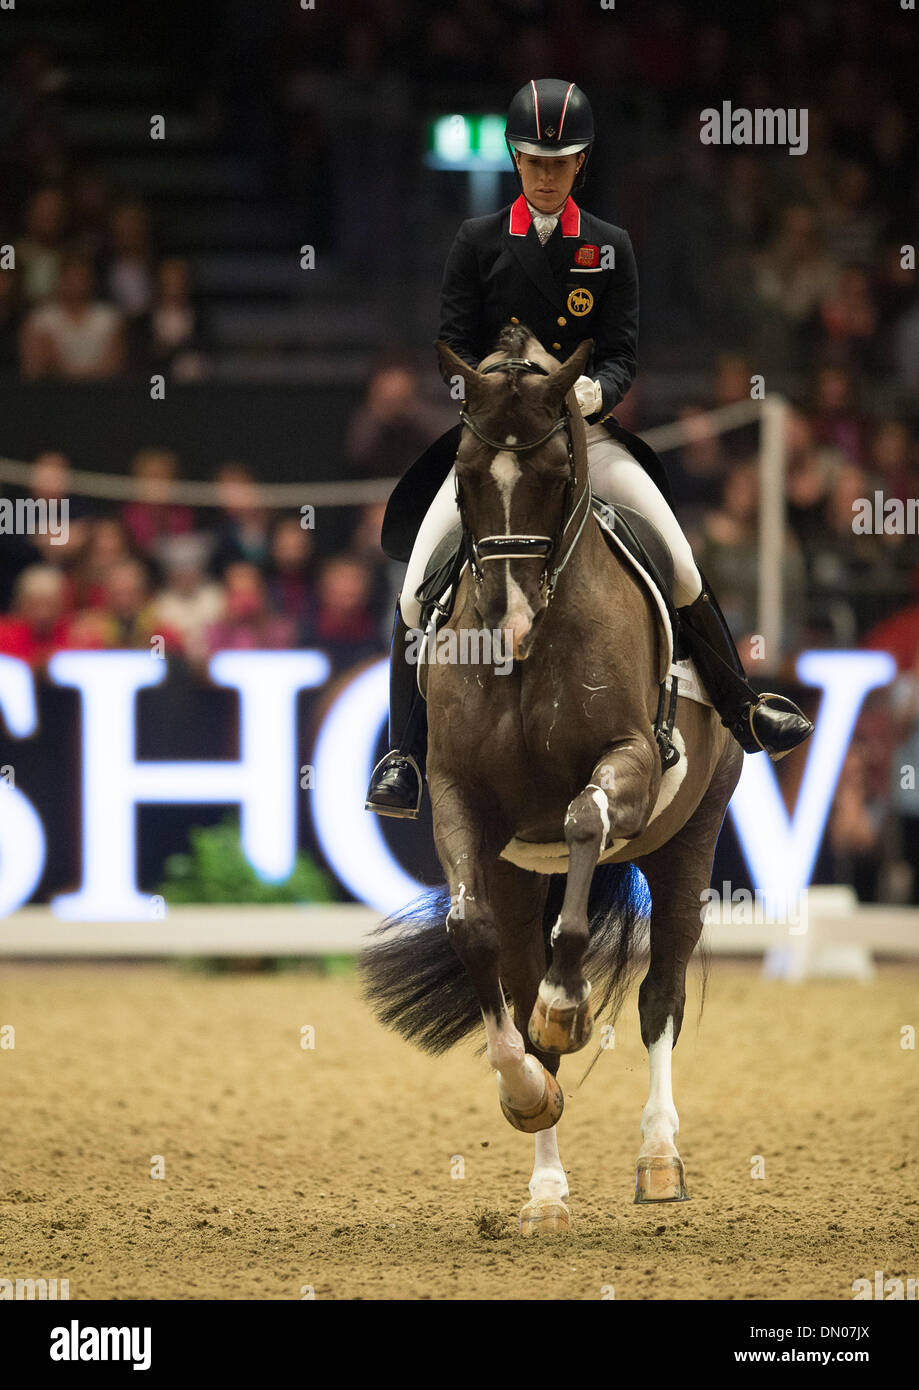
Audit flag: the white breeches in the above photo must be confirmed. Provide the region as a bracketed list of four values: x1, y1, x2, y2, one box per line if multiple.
[400, 423, 702, 627]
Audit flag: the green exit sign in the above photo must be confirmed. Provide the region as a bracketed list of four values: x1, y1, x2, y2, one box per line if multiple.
[425, 115, 512, 171]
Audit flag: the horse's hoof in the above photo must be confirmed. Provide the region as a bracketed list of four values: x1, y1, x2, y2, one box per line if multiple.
[528, 982, 593, 1054]
[634, 1155, 690, 1203]
[519, 1196, 570, 1236]
[500, 1065, 564, 1133]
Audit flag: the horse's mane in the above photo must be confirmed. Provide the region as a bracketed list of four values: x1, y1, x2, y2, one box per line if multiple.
[489, 322, 553, 401]
[494, 322, 533, 358]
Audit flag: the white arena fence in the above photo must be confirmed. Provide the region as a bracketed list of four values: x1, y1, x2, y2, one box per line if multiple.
[0, 390, 786, 652]
[0, 892, 917, 983]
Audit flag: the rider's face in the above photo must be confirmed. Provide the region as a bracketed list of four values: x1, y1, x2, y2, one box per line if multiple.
[514, 152, 584, 213]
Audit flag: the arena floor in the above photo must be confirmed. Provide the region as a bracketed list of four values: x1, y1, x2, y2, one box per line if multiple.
[2, 958, 917, 1301]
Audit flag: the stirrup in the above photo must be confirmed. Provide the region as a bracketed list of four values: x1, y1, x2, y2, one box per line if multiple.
[364, 751, 423, 819]
[747, 692, 813, 763]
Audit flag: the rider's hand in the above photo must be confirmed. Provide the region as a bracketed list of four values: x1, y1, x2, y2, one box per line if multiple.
[573, 375, 603, 418]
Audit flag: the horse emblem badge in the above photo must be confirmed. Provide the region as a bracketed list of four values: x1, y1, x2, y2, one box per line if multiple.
[567, 287, 593, 316]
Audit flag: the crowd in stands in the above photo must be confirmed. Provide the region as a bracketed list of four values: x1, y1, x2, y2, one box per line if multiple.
[0, 449, 397, 679]
[0, 180, 205, 381]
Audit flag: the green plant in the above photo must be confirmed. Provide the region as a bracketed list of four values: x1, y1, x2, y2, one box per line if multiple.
[158, 815, 337, 904]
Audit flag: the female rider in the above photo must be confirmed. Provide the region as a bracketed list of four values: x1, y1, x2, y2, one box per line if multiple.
[366, 79, 812, 818]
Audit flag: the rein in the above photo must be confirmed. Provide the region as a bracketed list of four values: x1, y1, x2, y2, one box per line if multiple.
[455, 358, 593, 599]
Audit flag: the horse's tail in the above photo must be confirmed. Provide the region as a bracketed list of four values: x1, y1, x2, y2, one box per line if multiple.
[359, 863, 651, 1056]
[357, 888, 482, 1055]
[542, 861, 651, 1024]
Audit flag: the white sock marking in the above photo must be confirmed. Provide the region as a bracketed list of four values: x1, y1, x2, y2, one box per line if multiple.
[529, 1126, 568, 1201]
[641, 1014, 680, 1151]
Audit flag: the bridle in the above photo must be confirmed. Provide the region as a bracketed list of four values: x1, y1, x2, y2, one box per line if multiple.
[456, 358, 593, 600]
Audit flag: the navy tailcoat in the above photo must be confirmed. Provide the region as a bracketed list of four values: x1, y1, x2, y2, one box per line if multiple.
[382, 194, 672, 562]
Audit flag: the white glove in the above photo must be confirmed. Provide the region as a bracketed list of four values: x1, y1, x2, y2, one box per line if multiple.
[573, 375, 603, 418]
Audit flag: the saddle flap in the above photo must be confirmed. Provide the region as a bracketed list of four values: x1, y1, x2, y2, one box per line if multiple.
[592, 501, 675, 682]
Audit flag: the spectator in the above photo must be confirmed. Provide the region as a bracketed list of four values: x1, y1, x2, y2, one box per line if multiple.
[92, 557, 177, 651]
[205, 561, 296, 653]
[0, 563, 74, 668]
[819, 264, 878, 364]
[68, 167, 111, 263]
[864, 603, 919, 902]
[265, 514, 316, 628]
[151, 533, 225, 667]
[700, 461, 806, 656]
[20, 252, 125, 380]
[121, 448, 195, 559]
[822, 162, 882, 268]
[826, 744, 888, 902]
[305, 555, 377, 671]
[810, 365, 863, 466]
[143, 257, 205, 379]
[106, 200, 155, 319]
[345, 358, 451, 478]
[867, 419, 914, 504]
[210, 463, 272, 573]
[26, 449, 92, 564]
[668, 403, 726, 520]
[754, 205, 837, 332]
[347, 500, 396, 631]
[69, 516, 136, 611]
[16, 184, 67, 303]
[784, 409, 837, 552]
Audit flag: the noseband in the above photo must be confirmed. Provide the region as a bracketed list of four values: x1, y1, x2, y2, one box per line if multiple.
[456, 358, 593, 599]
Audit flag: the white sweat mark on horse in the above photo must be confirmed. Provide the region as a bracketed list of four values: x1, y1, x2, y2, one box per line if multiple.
[586, 781, 611, 848]
[484, 988, 546, 1111]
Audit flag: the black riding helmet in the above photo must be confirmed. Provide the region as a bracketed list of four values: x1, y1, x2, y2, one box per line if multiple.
[505, 79, 594, 188]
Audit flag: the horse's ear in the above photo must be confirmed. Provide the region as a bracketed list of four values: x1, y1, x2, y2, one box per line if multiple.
[543, 339, 594, 406]
[434, 340, 482, 400]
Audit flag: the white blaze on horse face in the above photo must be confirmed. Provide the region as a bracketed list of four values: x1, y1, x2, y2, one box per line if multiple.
[640, 1014, 680, 1154]
[489, 448, 533, 654]
[490, 450, 521, 528]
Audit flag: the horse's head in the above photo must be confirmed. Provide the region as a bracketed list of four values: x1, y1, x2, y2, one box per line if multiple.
[435, 328, 593, 660]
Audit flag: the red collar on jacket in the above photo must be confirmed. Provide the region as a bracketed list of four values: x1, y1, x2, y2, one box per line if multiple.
[508, 194, 581, 238]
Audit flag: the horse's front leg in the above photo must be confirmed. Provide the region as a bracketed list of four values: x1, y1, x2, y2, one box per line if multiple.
[431, 783, 563, 1137]
[530, 735, 659, 1054]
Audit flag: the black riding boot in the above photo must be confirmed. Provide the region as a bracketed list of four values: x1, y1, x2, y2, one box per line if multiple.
[677, 580, 814, 761]
[364, 604, 427, 818]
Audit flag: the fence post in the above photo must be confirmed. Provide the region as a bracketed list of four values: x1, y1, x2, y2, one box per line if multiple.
[758, 393, 787, 667]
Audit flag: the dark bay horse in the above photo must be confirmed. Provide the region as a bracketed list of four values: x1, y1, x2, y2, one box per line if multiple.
[360, 326, 743, 1234]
